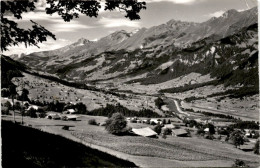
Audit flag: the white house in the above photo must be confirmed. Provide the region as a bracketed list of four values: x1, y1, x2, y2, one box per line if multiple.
[27, 105, 39, 111]
[132, 127, 157, 137]
[63, 109, 76, 114]
[62, 115, 78, 121]
[172, 129, 188, 137]
[150, 119, 162, 124]
[162, 124, 175, 130]
[46, 113, 61, 120]
[204, 128, 210, 132]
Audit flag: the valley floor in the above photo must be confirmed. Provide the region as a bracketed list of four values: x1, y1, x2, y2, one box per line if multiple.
[12, 72, 259, 121]
[2, 115, 259, 167]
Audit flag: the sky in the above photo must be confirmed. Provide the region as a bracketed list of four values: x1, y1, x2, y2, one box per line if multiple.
[2, 0, 258, 56]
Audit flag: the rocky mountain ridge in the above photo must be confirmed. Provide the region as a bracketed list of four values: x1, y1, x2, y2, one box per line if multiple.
[9, 7, 258, 93]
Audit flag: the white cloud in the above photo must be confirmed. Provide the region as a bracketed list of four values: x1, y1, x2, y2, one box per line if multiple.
[3, 38, 71, 56]
[146, 0, 199, 4]
[6, 11, 61, 22]
[98, 17, 140, 28]
[208, 10, 225, 18]
[6, 11, 92, 33]
[49, 20, 92, 32]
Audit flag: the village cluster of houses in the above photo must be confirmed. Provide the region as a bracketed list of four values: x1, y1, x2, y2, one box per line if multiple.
[127, 117, 189, 138]
[45, 108, 78, 121]
[24, 104, 79, 121]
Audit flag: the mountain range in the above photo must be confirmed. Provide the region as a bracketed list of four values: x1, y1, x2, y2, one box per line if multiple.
[8, 7, 258, 94]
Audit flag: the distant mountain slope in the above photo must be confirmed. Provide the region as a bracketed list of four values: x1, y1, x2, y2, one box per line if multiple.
[9, 7, 258, 92]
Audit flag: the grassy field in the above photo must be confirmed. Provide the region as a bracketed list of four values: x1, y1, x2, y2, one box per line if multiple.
[72, 127, 259, 164]
[3, 115, 258, 167]
[1, 120, 136, 168]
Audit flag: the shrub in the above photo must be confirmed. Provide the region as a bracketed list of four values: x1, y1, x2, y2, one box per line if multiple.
[197, 128, 205, 135]
[205, 133, 215, 140]
[105, 113, 127, 135]
[154, 97, 164, 109]
[88, 119, 97, 125]
[189, 120, 197, 128]
[162, 134, 167, 139]
[14, 102, 21, 110]
[150, 121, 156, 125]
[26, 108, 37, 118]
[217, 129, 230, 135]
[154, 124, 162, 135]
[1, 107, 10, 115]
[230, 120, 259, 130]
[205, 123, 215, 135]
[130, 119, 137, 123]
[38, 112, 46, 118]
[162, 128, 172, 135]
[4, 101, 12, 109]
[162, 119, 166, 125]
[1, 88, 10, 97]
[62, 126, 69, 130]
[252, 131, 259, 139]
[233, 159, 246, 167]
[217, 135, 222, 140]
[145, 119, 151, 124]
[230, 130, 244, 148]
[24, 102, 29, 109]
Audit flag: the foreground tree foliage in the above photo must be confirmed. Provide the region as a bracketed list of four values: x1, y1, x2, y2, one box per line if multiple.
[105, 113, 127, 135]
[1, 0, 146, 51]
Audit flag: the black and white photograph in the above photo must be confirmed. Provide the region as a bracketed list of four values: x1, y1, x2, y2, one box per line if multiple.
[1, 0, 259, 167]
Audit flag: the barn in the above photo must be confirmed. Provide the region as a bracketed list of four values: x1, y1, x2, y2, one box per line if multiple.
[172, 129, 188, 137]
[132, 127, 158, 138]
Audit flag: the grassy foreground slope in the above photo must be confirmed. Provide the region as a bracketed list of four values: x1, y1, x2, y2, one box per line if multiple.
[1, 120, 137, 168]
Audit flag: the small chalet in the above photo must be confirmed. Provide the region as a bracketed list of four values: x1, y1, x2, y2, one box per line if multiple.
[62, 115, 78, 121]
[63, 109, 76, 114]
[46, 113, 61, 120]
[150, 119, 162, 125]
[204, 128, 210, 132]
[239, 144, 254, 152]
[132, 127, 158, 138]
[27, 105, 39, 111]
[172, 129, 188, 137]
[162, 124, 175, 130]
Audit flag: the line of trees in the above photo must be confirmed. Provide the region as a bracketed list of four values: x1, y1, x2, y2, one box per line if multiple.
[88, 103, 161, 118]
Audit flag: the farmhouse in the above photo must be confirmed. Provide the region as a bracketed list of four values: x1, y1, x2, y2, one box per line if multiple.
[239, 144, 254, 152]
[131, 127, 158, 138]
[63, 109, 76, 114]
[62, 115, 78, 121]
[162, 124, 175, 130]
[172, 129, 188, 137]
[27, 105, 39, 111]
[204, 128, 210, 132]
[46, 113, 61, 120]
[150, 119, 162, 125]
